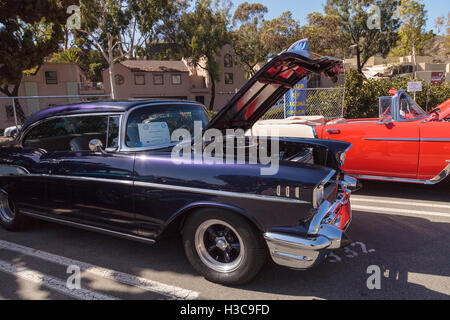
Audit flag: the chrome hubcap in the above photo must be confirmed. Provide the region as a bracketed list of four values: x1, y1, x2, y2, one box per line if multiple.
[0, 192, 15, 222]
[195, 219, 244, 273]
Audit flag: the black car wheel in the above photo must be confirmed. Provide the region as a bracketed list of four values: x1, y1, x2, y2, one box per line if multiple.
[0, 191, 28, 231]
[182, 208, 267, 286]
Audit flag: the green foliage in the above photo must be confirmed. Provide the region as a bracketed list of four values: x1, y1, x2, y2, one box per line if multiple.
[390, 0, 434, 57]
[344, 69, 450, 118]
[178, 0, 231, 110]
[325, 0, 400, 72]
[260, 11, 302, 54]
[300, 12, 349, 57]
[231, 2, 269, 78]
[0, 0, 74, 122]
[48, 47, 81, 63]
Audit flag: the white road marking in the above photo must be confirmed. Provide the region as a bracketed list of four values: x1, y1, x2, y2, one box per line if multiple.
[0, 259, 118, 300]
[407, 272, 450, 296]
[0, 239, 199, 300]
[351, 196, 450, 210]
[352, 204, 450, 219]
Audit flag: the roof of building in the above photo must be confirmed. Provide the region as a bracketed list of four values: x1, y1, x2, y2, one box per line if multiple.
[23, 99, 202, 130]
[120, 60, 189, 73]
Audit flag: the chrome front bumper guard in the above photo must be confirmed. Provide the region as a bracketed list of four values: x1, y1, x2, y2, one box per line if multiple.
[264, 175, 358, 270]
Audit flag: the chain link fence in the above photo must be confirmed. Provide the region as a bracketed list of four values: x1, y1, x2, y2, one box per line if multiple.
[261, 88, 346, 120]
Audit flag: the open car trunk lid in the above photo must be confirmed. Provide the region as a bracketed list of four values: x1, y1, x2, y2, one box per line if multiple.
[206, 49, 342, 132]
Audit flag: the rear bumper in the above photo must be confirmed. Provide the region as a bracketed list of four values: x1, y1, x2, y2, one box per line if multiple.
[264, 175, 357, 270]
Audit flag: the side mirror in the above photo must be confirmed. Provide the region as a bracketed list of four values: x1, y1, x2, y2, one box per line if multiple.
[89, 139, 104, 153]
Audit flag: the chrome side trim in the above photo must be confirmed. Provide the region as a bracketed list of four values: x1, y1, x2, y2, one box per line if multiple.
[353, 161, 450, 185]
[364, 138, 450, 142]
[13, 174, 135, 186]
[134, 181, 309, 204]
[420, 138, 450, 142]
[352, 174, 429, 184]
[20, 210, 155, 244]
[364, 138, 420, 142]
[3, 172, 309, 205]
[429, 160, 450, 184]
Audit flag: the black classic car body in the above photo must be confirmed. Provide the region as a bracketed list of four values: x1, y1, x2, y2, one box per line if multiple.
[0, 48, 359, 285]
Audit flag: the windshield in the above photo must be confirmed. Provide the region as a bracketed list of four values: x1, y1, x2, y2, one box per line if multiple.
[399, 93, 427, 120]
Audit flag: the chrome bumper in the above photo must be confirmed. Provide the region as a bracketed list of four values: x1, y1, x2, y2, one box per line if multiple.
[264, 175, 357, 270]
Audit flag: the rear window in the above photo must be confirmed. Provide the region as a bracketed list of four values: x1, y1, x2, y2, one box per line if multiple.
[125, 104, 209, 148]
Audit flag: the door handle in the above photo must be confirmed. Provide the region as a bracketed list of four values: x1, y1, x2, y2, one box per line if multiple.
[327, 129, 341, 134]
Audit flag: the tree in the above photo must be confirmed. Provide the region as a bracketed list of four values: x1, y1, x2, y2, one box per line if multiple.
[390, 0, 434, 78]
[178, 0, 231, 110]
[260, 11, 302, 54]
[435, 15, 445, 35]
[76, 0, 169, 99]
[325, 0, 400, 73]
[148, 0, 190, 60]
[231, 2, 269, 78]
[0, 0, 76, 123]
[232, 1, 267, 26]
[300, 12, 350, 57]
[447, 13, 450, 53]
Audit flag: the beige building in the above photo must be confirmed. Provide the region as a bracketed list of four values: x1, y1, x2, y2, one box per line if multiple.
[0, 62, 105, 130]
[345, 55, 449, 84]
[102, 44, 247, 111]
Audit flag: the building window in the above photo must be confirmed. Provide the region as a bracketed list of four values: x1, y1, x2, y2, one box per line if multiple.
[45, 71, 58, 84]
[225, 73, 234, 85]
[115, 74, 125, 86]
[224, 54, 233, 68]
[134, 74, 145, 85]
[153, 74, 164, 85]
[195, 96, 205, 104]
[172, 74, 182, 85]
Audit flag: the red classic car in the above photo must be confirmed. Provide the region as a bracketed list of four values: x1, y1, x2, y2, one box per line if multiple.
[314, 90, 450, 184]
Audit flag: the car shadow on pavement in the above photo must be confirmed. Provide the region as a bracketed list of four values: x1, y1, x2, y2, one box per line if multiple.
[356, 179, 450, 203]
[0, 205, 448, 300]
[238, 210, 450, 300]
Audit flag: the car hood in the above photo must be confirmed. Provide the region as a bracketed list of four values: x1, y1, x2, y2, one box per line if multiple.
[206, 49, 342, 132]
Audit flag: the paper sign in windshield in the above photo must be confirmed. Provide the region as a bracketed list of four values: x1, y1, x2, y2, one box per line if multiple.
[138, 122, 170, 147]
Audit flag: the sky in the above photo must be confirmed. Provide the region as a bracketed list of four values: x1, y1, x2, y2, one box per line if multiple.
[231, 0, 450, 33]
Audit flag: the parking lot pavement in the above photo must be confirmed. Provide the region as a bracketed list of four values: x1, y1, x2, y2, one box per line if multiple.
[0, 180, 449, 300]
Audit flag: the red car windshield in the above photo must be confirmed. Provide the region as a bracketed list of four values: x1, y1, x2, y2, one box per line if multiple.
[398, 94, 427, 120]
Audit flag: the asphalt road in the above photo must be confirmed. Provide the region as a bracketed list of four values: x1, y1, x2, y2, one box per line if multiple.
[0, 180, 449, 300]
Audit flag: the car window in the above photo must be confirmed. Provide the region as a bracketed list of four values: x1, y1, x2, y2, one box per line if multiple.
[125, 104, 209, 148]
[398, 94, 426, 120]
[23, 115, 110, 152]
